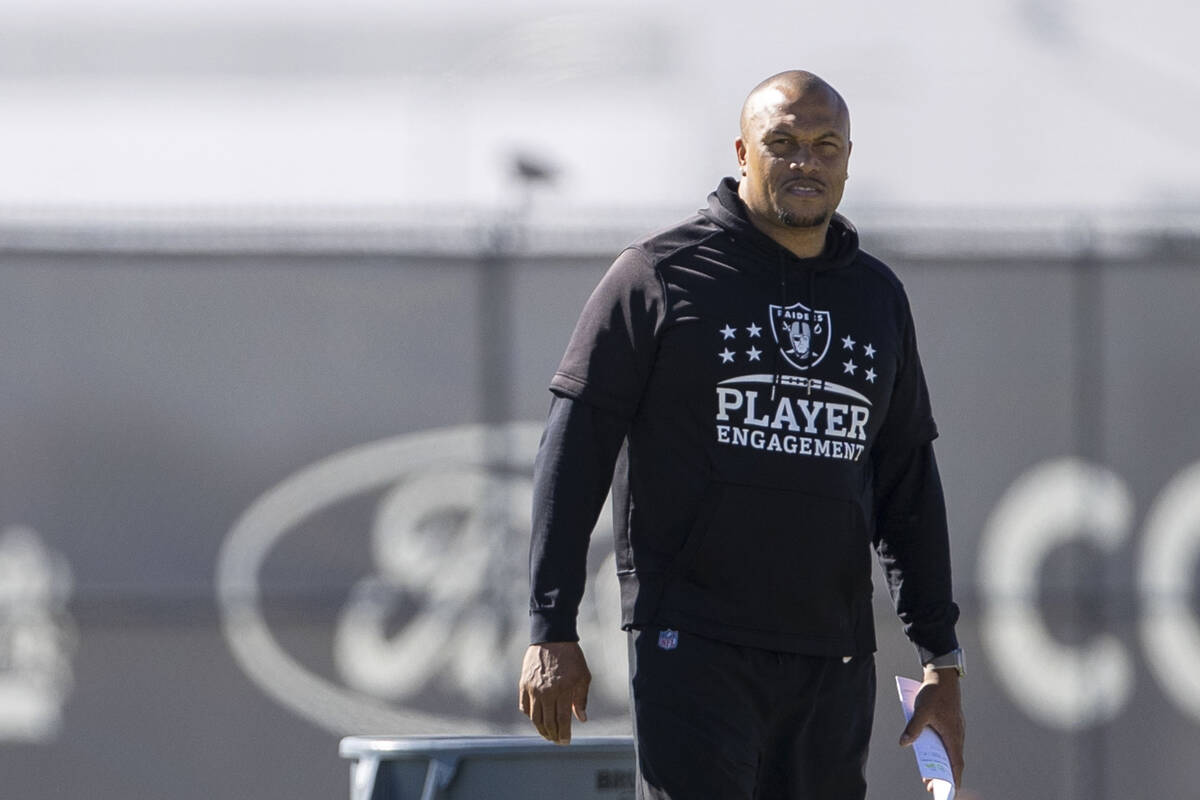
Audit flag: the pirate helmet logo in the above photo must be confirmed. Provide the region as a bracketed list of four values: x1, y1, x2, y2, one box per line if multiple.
[769, 302, 832, 371]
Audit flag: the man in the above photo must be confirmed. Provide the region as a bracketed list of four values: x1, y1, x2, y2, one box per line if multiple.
[518, 70, 965, 799]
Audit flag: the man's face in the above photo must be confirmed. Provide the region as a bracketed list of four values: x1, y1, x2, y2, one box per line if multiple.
[736, 86, 851, 233]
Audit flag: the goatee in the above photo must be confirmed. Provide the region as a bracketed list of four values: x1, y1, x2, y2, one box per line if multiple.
[777, 208, 830, 229]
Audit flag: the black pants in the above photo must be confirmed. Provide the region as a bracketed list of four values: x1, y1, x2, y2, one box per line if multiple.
[630, 628, 874, 800]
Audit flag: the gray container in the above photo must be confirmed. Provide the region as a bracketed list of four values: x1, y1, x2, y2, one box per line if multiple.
[339, 735, 636, 800]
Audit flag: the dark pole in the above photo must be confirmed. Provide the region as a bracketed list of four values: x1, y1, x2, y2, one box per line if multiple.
[476, 154, 558, 625]
[477, 152, 557, 470]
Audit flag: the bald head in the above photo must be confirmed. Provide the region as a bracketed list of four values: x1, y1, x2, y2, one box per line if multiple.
[739, 70, 849, 141]
[734, 70, 853, 256]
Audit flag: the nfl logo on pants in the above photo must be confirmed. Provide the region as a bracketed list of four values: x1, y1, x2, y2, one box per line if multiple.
[657, 629, 679, 650]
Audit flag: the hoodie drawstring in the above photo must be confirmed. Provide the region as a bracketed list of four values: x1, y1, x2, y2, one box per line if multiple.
[772, 252, 786, 401]
[805, 268, 816, 396]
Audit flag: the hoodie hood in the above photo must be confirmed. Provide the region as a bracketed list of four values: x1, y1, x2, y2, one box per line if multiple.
[701, 176, 860, 273]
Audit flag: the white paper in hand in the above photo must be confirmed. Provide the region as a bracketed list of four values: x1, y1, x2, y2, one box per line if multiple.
[895, 676, 956, 800]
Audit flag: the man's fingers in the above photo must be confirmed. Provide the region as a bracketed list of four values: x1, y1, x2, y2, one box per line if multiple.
[529, 695, 554, 743]
[898, 676, 965, 788]
[899, 711, 928, 746]
[925, 717, 965, 785]
[572, 680, 589, 723]
[555, 694, 573, 744]
[518, 642, 592, 744]
[949, 741, 965, 786]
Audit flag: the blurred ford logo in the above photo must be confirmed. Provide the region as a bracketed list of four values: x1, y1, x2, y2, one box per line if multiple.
[216, 423, 628, 736]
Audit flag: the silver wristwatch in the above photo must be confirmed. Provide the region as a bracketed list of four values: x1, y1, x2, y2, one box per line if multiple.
[923, 648, 965, 677]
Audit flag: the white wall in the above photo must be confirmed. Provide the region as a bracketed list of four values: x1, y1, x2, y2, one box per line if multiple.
[2, 0, 1198, 212]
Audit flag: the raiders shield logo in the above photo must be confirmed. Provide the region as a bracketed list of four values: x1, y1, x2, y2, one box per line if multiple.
[769, 302, 832, 371]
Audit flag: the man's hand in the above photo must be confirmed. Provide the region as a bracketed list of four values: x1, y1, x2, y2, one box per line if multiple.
[518, 642, 591, 745]
[899, 667, 965, 791]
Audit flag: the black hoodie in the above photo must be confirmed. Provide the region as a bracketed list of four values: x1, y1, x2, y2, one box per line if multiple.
[529, 178, 959, 660]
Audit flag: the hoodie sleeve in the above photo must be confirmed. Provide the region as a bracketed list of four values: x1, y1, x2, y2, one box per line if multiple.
[528, 395, 630, 643]
[871, 294, 960, 662]
[873, 292, 939, 452]
[529, 249, 665, 643]
[872, 442, 960, 662]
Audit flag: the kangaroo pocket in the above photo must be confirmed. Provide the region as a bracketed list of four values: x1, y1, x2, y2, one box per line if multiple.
[666, 482, 871, 639]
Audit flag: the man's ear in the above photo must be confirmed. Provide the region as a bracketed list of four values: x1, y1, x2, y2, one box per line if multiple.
[735, 138, 747, 174]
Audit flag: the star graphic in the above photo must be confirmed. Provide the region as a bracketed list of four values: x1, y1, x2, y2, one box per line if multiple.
[746, 346, 762, 362]
[841, 335, 856, 350]
[719, 348, 736, 363]
[864, 343, 876, 359]
[746, 322, 762, 338]
[720, 324, 737, 340]
[842, 359, 857, 375]
[865, 368, 877, 383]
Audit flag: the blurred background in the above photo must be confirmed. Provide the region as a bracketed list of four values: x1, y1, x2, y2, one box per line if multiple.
[2, 0, 1199, 797]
